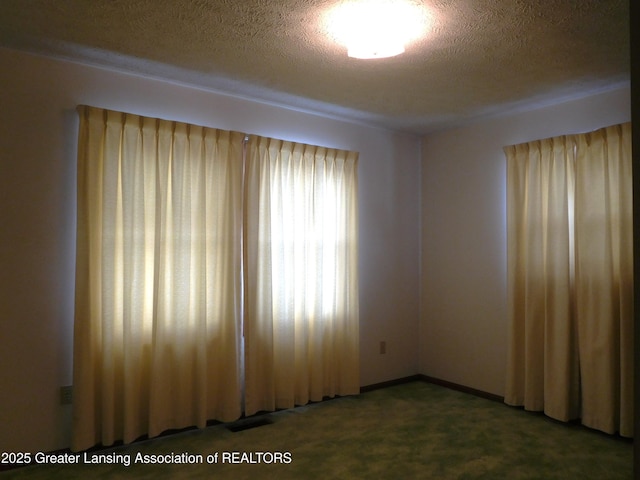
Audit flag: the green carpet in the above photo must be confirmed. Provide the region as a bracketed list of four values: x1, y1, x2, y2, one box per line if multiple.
[2, 382, 632, 479]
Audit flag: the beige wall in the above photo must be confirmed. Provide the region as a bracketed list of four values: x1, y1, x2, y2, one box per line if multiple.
[419, 85, 632, 395]
[0, 47, 421, 453]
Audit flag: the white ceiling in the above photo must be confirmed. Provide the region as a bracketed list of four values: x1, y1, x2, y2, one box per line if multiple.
[0, 0, 630, 134]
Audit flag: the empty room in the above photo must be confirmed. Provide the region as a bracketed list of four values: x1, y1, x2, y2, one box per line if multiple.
[0, 1, 634, 478]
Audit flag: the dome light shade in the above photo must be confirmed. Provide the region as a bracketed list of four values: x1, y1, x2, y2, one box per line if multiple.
[348, 42, 404, 60]
[326, 1, 427, 59]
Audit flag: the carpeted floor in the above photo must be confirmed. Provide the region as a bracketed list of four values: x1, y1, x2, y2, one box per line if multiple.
[2, 381, 632, 479]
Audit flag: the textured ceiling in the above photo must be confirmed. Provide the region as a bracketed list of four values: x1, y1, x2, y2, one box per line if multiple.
[0, 0, 630, 134]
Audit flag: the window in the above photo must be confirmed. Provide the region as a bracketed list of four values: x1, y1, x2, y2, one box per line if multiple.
[504, 122, 633, 437]
[72, 106, 359, 451]
[243, 137, 360, 414]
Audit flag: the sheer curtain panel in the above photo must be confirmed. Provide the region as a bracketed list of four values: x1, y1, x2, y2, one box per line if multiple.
[504, 136, 580, 422]
[73, 106, 244, 451]
[505, 122, 633, 437]
[243, 136, 360, 415]
[73, 106, 360, 451]
[574, 123, 633, 436]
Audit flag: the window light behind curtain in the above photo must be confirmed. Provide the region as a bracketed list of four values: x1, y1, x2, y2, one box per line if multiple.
[243, 136, 360, 415]
[504, 122, 633, 437]
[72, 106, 360, 452]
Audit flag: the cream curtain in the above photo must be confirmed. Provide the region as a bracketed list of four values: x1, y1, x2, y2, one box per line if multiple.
[504, 135, 580, 422]
[574, 124, 633, 436]
[73, 106, 244, 451]
[74, 107, 360, 450]
[505, 122, 633, 437]
[243, 136, 360, 415]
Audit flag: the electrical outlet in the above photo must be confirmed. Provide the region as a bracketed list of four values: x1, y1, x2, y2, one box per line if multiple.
[60, 386, 73, 405]
[380, 341, 386, 354]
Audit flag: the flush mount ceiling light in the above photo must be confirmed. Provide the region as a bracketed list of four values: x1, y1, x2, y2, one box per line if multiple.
[326, 0, 428, 59]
